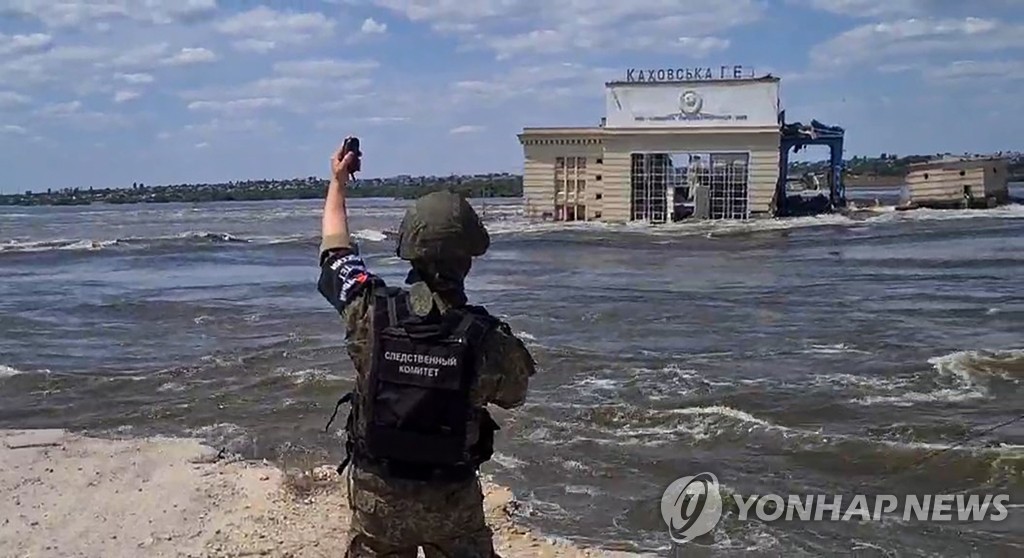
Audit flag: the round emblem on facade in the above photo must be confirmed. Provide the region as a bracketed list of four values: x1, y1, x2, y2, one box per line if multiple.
[680, 90, 703, 115]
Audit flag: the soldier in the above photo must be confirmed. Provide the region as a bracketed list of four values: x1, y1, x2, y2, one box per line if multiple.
[317, 139, 537, 557]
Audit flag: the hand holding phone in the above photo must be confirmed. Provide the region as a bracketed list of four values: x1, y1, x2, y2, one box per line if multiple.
[341, 136, 362, 176]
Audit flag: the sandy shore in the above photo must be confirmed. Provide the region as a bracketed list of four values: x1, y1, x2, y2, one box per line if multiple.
[0, 429, 639, 558]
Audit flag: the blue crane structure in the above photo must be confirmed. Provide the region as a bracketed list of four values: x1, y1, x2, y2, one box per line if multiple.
[775, 113, 847, 217]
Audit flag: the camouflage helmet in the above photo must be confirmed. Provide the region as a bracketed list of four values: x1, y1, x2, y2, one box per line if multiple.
[396, 190, 489, 261]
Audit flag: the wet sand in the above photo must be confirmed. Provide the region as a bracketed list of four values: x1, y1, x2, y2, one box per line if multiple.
[0, 429, 638, 558]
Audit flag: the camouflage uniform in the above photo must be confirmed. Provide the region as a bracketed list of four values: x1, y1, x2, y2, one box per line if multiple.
[318, 192, 536, 558]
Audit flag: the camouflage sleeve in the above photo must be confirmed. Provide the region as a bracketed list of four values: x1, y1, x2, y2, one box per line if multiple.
[317, 238, 383, 357]
[472, 322, 537, 409]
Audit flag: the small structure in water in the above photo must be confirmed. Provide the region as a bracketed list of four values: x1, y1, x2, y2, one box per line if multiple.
[900, 157, 1010, 210]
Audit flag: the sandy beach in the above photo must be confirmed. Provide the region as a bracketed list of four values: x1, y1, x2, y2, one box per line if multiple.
[0, 429, 638, 558]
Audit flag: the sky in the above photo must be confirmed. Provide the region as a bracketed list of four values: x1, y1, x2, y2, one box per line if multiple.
[0, 0, 1022, 193]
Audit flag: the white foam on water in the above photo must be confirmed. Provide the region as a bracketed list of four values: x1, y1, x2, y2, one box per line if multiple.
[930, 348, 1024, 382]
[812, 372, 912, 391]
[491, 452, 527, 470]
[849, 349, 1023, 407]
[156, 381, 187, 393]
[869, 203, 1024, 223]
[803, 343, 873, 356]
[514, 331, 537, 342]
[854, 388, 987, 407]
[0, 238, 117, 253]
[351, 228, 388, 242]
[0, 364, 25, 377]
[559, 459, 590, 472]
[480, 202, 1024, 241]
[277, 367, 345, 384]
[563, 484, 602, 497]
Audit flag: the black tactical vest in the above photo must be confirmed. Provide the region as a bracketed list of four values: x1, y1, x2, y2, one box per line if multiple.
[327, 286, 500, 482]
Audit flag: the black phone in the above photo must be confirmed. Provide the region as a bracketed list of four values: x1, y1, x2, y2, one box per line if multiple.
[342, 136, 362, 175]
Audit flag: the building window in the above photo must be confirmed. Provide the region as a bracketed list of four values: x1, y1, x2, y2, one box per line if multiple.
[596, 174, 602, 181]
[594, 211, 602, 219]
[924, 173, 930, 180]
[596, 158, 603, 164]
[595, 193, 603, 200]
[959, 170, 966, 176]
[553, 156, 587, 222]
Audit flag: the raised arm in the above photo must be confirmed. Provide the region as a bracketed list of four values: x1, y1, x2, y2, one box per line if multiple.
[321, 140, 359, 249]
[318, 141, 382, 316]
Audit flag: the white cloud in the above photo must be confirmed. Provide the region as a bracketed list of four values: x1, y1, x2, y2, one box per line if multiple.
[791, 0, 1022, 17]
[0, 32, 52, 55]
[114, 90, 141, 103]
[677, 37, 731, 56]
[361, 116, 409, 124]
[0, 0, 218, 28]
[812, 17, 1024, 68]
[0, 91, 31, 109]
[452, 62, 614, 104]
[187, 97, 285, 114]
[115, 72, 154, 84]
[1, 124, 28, 135]
[922, 60, 1024, 83]
[182, 117, 282, 138]
[109, 42, 170, 69]
[450, 124, 484, 134]
[216, 7, 336, 52]
[32, 99, 128, 129]
[179, 58, 379, 117]
[373, 0, 761, 58]
[0, 45, 109, 87]
[195, 141, 209, 149]
[232, 39, 277, 54]
[361, 18, 388, 34]
[272, 59, 380, 78]
[105, 43, 218, 70]
[163, 47, 218, 66]
[37, 100, 82, 116]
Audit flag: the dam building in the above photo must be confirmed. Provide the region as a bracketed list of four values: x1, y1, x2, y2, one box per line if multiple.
[902, 157, 1011, 210]
[517, 68, 846, 222]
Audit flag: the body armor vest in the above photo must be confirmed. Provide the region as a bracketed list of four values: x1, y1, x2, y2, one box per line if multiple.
[327, 286, 500, 482]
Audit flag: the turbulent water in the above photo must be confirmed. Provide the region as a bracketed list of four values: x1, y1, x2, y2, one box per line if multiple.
[2, 187, 1023, 557]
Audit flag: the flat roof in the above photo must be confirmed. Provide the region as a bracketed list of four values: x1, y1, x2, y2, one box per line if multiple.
[908, 157, 1007, 171]
[519, 127, 603, 136]
[519, 126, 781, 135]
[605, 75, 780, 87]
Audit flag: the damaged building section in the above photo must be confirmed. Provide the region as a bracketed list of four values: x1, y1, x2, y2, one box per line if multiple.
[776, 119, 847, 217]
[518, 69, 848, 224]
[898, 157, 1011, 211]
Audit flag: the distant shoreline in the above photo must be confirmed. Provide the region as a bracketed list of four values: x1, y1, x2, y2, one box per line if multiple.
[0, 174, 524, 207]
[2, 173, 1020, 207]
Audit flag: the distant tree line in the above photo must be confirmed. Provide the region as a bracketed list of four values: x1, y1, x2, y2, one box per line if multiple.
[2, 155, 1021, 206]
[792, 153, 1024, 178]
[0, 173, 523, 206]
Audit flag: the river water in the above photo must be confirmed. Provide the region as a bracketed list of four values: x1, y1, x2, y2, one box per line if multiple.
[1, 187, 1023, 556]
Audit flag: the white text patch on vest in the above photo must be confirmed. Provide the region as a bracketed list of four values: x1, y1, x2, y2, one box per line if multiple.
[399, 365, 440, 378]
[384, 351, 458, 367]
